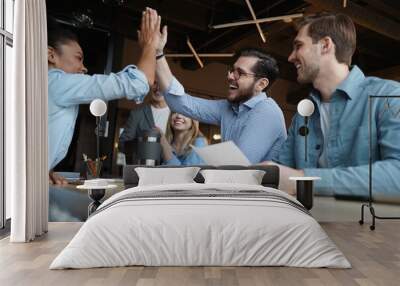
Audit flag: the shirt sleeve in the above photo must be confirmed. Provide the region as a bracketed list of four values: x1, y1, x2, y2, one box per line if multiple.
[163, 77, 224, 125]
[275, 114, 298, 167]
[50, 66, 149, 107]
[305, 88, 400, 197]
[236, 105, 287, 164]
[119, 109, 141, 143]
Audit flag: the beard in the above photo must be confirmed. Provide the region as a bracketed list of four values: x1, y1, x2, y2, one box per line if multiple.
[297, 60, 320, 84]
[227, 81, 257, 104]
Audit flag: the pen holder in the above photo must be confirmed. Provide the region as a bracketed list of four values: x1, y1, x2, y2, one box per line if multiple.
[85, 159, 102, 179]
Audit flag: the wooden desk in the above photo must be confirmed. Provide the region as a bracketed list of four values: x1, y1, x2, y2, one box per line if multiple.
[49, 180, 124, 222]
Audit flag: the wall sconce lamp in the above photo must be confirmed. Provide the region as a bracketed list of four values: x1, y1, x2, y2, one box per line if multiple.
[89, 99, 107, 177]
[297, 99, 315, 162]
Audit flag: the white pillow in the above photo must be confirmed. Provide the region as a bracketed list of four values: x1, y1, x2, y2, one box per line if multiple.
[135, 167, 201, 186]
[200, 169, 266, 185]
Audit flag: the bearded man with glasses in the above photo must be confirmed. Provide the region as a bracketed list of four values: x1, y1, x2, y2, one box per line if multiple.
[156, 26, 286, 163]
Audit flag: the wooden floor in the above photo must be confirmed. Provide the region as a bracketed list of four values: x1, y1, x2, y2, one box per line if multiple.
[1, 221, 400, 286]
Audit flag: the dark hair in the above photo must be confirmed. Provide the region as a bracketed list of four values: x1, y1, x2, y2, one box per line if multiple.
[47, 18, 79, 52]
[233, 48, 279, 89]
[295, 12, 356, 66]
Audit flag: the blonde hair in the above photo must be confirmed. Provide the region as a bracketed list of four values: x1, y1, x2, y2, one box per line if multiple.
[165, 113, 205, 156]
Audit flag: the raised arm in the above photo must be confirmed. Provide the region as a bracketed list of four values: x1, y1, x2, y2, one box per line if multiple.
[155, 25, 174, 92]
[49, 67, 150, 107]
[136, 8, 161, 86]
[155, 25, 222, 125]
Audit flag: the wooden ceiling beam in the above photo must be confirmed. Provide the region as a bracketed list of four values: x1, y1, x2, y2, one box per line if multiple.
[303, 0, 400, 41]
[195, 0, 307, 51]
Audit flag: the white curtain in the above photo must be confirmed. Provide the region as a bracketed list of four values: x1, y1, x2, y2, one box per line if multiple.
[6, 0, 48, 242]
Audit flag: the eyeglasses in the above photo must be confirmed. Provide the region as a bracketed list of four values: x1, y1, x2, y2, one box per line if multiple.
[227, 66, 264, 80]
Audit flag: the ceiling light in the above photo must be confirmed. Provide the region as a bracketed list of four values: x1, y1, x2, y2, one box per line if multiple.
[213, 134, 221, 140]
[165, 53, 234, 58]
[211, 13, 304, 29]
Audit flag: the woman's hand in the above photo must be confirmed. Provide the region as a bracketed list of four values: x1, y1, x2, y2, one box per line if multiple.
[138, 8, 161, 51]
[49, 171, 68, 185]
[154, 127, 173, 161]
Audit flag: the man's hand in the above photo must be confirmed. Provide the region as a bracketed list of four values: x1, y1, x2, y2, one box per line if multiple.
[259, 161, 304, 195]
[156, 25, 168, 56]
[49, 171, 68, 185]
[138, 8, 161, 51]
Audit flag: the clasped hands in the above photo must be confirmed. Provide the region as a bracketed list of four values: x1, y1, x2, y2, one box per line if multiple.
[138, 7, 167, 54]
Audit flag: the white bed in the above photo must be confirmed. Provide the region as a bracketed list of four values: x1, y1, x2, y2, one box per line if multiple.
[50, 183, 351, 269]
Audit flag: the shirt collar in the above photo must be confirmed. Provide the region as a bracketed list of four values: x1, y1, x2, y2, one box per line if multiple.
[48, 68, 65, 74]
[335, 65, 365, 100]
[231, 92, 266, 113]
[310, 65, 365, 103]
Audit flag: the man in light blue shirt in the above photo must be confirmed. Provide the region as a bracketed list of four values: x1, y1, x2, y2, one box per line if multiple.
[48, 8, 161, 184]
[268, 12, 400, 198]
[155, 27, 286, 164]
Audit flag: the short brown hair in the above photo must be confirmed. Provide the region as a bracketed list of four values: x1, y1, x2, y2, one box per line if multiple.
[295, 12, 356, 65]
[233, 47, 279, 89]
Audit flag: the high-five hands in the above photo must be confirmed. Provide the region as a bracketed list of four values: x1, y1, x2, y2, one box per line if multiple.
[138, 7, 161, 51]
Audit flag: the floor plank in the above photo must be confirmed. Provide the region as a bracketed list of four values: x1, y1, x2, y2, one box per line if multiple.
[1, 222, 400, 286]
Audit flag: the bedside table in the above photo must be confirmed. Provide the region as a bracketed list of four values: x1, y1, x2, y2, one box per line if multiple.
[77, 183, 117, 216]
[289, 176, 321, 210]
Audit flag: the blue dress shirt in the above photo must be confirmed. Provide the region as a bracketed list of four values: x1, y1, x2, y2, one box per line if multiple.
[164, 137, 207, 166]
[276, 66, 400, 198]
[48, 65, 149, 170]
[164, 77, 287, 164]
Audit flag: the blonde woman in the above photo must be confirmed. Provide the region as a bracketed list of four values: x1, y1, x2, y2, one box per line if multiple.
[160, 113, 207, 165]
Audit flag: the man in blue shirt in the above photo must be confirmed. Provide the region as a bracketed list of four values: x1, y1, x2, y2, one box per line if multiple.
[267, 12, 400, 198]
[154, 27, 286, 164]
[48, 8, 161, 184]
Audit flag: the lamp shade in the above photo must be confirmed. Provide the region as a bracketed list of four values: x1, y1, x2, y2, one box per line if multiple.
[297, 99, 315, 117]
[89, 99, 107, 117]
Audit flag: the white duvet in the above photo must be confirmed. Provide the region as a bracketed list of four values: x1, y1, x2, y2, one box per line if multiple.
[50, 183, 351, 269]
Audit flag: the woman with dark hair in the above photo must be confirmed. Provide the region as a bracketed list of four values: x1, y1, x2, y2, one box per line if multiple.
[48, 8, 160, 184]
[160, 113, 207, 165]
